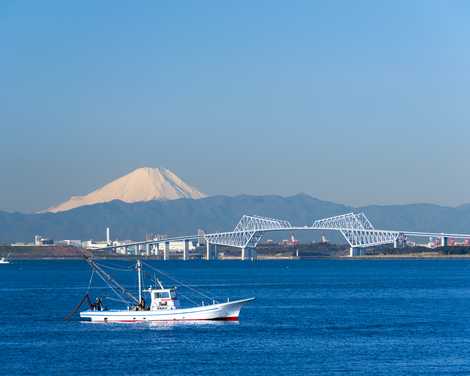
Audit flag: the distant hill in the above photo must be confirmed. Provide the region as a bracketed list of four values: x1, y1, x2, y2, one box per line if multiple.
[3, 194, 470, 243]
[44, 167, 206, 213]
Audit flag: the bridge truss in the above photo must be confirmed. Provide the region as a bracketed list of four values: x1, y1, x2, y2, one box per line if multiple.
[92, 212, 470, 259]
[205, 215, 293, 249]
[204, 212, 404, 258]
[311, 213, 401, 249]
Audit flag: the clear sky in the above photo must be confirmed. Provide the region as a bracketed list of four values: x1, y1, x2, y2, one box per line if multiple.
[1, 1, 470, 212]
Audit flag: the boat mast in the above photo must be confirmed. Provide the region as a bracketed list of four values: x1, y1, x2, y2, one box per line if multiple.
[137, 258, 142, 303]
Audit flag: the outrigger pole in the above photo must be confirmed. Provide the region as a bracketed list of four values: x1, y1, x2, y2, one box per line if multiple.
[64, 293, 93, 321]
[65, 251, 140, 320]
[81, 250, 139, 305]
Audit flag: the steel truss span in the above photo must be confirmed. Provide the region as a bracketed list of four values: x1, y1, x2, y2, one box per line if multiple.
[311, 212, 400, 247]
[205, 213, 402, 249]
[205, 215, 293, 249]
[90, 212, 470, 258]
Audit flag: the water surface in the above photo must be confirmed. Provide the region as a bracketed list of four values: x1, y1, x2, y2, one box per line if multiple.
[1, 259, 470, 375]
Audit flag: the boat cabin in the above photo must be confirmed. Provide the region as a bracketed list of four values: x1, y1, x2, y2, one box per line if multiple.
[148, 287, 180, 310]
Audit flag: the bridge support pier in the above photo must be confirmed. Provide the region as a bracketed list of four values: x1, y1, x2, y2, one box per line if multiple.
[250, 248, 257, 260]
[241, 247, 256, 260]
[183, 239, 190, 260]
[349, 247, 363, 257]
[206, 242, 211, 260]
[164, 241, 170, 260]
[146, 243, 150, 256]
[153, 243, 160, 257]
[206, 243, 217, 260]
[441, 236, 448, 247]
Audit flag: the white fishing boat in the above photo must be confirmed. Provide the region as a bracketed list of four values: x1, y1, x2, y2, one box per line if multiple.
[0, 256, 10, 264]
[74, 256, 254, 323]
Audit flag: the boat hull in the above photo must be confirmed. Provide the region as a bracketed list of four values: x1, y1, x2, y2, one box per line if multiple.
[80, 298, 254, 323]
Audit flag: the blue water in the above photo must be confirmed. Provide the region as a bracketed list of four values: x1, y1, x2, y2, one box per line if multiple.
[2, 259, 470, 375]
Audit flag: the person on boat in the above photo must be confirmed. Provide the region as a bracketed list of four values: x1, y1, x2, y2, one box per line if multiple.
[138, 297, 146, 311]
[91, 297, 103, 311]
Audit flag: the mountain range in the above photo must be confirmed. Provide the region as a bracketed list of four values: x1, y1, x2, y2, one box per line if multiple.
[2, 167, 470, 243]
[2, 194, 470, 243]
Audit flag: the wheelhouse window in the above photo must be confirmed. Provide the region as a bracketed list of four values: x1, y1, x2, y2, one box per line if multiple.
[154, 291, 170, 299]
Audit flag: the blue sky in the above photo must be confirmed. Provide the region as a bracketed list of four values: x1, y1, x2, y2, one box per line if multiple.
[1, 1, 470, 212]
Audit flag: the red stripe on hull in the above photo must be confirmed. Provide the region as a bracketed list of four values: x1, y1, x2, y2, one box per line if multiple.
[212, 316, 238, 321]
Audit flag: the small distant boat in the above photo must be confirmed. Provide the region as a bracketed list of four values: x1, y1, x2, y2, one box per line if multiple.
[0, 255, 10, 264]
[71, 255, 254, 323]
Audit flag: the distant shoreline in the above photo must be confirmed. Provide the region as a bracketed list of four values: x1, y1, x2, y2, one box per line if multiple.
[4, 254, 470, 261]
[2, 245, 470, 261]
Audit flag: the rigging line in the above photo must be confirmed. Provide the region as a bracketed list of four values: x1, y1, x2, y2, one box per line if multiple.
[100, 278, 133, 305]
[86, 257, 138, 303]
[95, 263, 134, 272]
[86, 259, 137, 304]
[79, 249, 136, 304]
[141, 261, 213, 299]
[94, 268, 134, 304]
[103, 295, 131, 304]
[141, 270, 158, 287]
[86, 269, 94, 293]
[142, 262, 214, 301]
[178, 293, 199, 306]
[64, 271, 94, 321]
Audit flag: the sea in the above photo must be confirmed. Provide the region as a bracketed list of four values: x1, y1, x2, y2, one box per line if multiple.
[2, 259, 470, 375]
